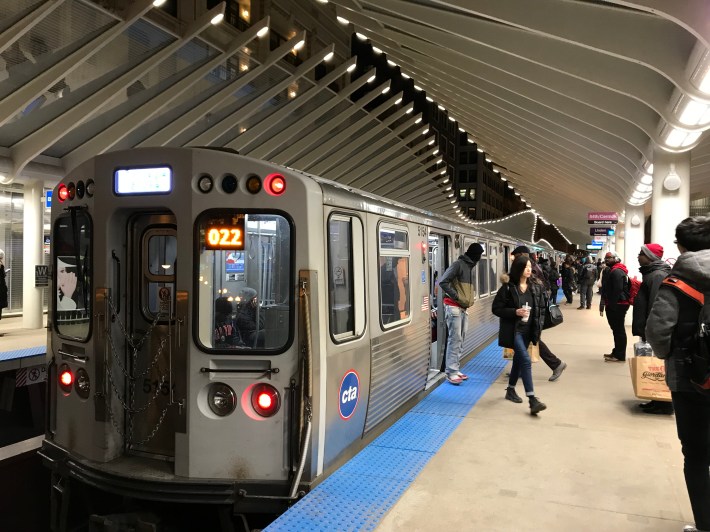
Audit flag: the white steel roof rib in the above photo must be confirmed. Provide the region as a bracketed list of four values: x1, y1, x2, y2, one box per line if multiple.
[1, 0, 710, 242]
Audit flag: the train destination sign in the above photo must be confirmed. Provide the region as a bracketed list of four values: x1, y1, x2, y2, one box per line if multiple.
[204, 218, 245, 250]
[588, 211, 618, 224]
[590, 227, 615, 236]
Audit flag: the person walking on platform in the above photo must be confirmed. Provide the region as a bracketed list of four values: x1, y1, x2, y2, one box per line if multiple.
[578, 256, 597, 309]
[511, 246, 567, 382]
[600, 251, 630, 363]
[632, 242, 672, 415]
[646, 216, 710, 532]
[438, 243, 484, 385]
[560, 260, 575, 305]
[493, 255, 547, 415]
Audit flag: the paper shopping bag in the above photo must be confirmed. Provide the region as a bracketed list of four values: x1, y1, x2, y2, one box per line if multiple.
[502, 347, 514, 360]
[629, 356, 671, 402]
[529, 343, 540, 363]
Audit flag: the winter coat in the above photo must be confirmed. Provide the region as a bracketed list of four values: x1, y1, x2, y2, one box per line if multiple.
[646, 249, 710, 392]
[561, 265, 575, 288]
[600, 262, 629, 311]
[0, 264, 7, 309]
[492, 281, 545, 348]
[439, 254, 478, 308]
[631, 259, 671, 338]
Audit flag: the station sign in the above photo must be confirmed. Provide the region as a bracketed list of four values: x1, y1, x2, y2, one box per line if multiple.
[45, 190, 52, 209]
[590, 227, 615, 236]
[586, 243, 603, 251]
[588, 211, 618, 225]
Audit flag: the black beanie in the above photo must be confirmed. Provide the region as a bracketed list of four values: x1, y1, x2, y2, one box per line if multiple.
[511, 245, 531, 256]
[465, 243, 484, 260]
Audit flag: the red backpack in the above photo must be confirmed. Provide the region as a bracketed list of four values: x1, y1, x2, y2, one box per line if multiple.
[625, 276, 642, 305]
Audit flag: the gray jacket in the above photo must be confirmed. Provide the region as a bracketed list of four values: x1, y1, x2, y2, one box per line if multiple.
[439, 254, 478, 308]
[631, 259, 671, 338]
[645, 249, 710, 392]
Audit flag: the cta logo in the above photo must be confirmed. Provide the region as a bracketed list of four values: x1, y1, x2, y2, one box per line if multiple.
[338, 370, 360, 420]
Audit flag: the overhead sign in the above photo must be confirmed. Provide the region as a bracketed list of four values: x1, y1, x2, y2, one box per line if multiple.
[590, 227, 614, 236]
[587, 243, 603, 250]
[588, 211, 618, 224]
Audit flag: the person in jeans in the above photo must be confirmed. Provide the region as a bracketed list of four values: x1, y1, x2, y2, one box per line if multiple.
[646, 216, 710, 532]
[631, 242, 672, 415]
[438, 243, 484, 385]
[600, 251, 630, 362]
[493, 255, 547, 415]
[512, 246, 568, 382]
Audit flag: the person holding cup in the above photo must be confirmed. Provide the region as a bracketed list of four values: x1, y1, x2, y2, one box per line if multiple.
[492, 254, 548, 415]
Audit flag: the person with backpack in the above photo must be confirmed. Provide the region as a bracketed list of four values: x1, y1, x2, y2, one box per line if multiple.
[578, 256, 597, 310]
[600, 251, 631, 363]
[631, 243, 673, 415]
[646, 216, 710, 532]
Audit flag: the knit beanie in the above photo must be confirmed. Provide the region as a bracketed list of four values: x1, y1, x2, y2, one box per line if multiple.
[640, 243, 663, 260]
[465, 243, 484, 261]
[511, 245, 530, 256]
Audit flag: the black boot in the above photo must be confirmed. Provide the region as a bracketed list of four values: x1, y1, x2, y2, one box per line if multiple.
[505, 387, 523, 403]
[529, 396, 547, 415]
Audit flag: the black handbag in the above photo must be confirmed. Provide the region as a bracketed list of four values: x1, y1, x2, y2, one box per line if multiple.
[543, 304, 563, 329]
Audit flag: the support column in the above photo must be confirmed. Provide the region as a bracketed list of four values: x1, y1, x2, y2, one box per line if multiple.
[23, 180, 43, 329]
[624, 205, 645, 279]
[651, 149, 691, 262]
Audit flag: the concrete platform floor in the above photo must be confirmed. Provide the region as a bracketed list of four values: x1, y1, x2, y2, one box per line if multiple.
[0, 315, 47, 352]
[376, 302, 693, 532]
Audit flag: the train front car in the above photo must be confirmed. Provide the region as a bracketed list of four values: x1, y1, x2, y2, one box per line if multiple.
[41, 148, 320, 529]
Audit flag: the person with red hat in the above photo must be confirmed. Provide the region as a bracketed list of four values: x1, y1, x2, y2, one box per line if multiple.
[632, 243, 673, 414]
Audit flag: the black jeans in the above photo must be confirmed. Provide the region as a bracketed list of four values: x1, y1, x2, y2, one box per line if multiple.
[538, 339, 562, 370]
[605, 305, 628, 359]
[562, 284, 573, 304]
[672, 390, 710, 530]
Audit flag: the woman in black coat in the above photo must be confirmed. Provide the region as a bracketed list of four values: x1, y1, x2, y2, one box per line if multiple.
[492, 255, 547, 414]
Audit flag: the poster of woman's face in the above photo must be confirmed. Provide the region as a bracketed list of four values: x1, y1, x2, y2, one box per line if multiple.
[57, 257, 82, 310]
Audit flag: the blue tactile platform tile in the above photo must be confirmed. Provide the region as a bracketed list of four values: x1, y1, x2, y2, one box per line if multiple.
[266, 339, 506, 532]
[0, 345, 46, 362]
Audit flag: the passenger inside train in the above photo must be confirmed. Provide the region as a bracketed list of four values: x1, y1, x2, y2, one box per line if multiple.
[234, 287, 264, 348]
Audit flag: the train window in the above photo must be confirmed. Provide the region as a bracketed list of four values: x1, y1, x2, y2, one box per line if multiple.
[471, 239, 488, 298]
[195, 211, 292, 352]
[378, 224, 410, 327]
[327, 214, 365, 341]
[142, 229, 177, 318]
[53, 212, 92, 340]
[503, 245, 511, 273]
[488, 243, 498, 294]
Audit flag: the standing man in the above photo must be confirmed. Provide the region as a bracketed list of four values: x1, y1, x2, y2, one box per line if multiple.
[512, 246, 568, 382]
[600, 251, 630, 363]
[578, 257, 597, 310]
[631, 243, 672, 414]
[439, 243, 484, 385]
[646, 216, 710, 532]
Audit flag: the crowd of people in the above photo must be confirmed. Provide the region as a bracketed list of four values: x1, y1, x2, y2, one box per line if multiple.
[438, 215, 710, 532]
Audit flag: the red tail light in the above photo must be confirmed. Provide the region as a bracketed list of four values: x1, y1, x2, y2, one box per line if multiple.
[264, 173, 286, 196]
[57, 184, 69, 202]
[58, 364, 73, 393]
[251, 383, 280, 417]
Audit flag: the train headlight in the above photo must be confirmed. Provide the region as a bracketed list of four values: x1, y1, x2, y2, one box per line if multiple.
[264, 173, 286, 196]
[75, 368, 90, 399]
[86, 179, 95, 197]
[245, 175, 262, 194]
[208, 383, 237, 416]
[251, 383, 280, 417]
[197, 174, 214, 193]
[58, 364, 73, 394]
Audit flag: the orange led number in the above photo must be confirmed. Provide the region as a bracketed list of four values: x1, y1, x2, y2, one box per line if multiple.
[205, 226, 244, 249]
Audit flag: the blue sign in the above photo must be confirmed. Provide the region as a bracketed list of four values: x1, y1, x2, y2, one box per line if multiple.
[338, 370, 360, 420]
[607, 228, 615, 236]
[225, 251, 244, 273]
[45, 190, 52, 209]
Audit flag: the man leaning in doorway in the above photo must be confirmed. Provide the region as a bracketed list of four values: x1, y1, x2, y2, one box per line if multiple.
[511, 246, 568, 382]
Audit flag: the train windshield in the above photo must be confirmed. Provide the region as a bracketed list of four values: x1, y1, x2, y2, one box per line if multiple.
[53, 211, 92, 340]
[196, 211, 292, 352]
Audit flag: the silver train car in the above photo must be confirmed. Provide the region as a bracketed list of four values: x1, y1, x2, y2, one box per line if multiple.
[40, 147, 528, 530]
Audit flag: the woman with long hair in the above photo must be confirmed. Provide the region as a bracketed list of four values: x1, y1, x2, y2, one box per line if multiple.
[492, 255, 547, 414]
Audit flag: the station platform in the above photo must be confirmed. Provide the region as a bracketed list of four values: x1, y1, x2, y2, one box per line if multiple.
[268, 300, 691, 532]
[0, 316, 47, 372]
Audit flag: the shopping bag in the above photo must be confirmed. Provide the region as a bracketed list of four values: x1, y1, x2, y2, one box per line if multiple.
[628, 356, 671, 402]
[633, 340, 653, 357]
[502, 347, 514, 360]
[529, 343, 540, 363]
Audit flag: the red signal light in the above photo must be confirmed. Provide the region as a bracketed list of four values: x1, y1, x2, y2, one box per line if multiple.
[264, 173, 286, 196]
[58, 184, 69, 202]
[58, 364, 73, 393]
[251, 383, 280, 417]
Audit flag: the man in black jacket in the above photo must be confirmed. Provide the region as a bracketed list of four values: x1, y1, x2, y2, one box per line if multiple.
[512, 247, 568, 381]
[631, 243, 672, 414]
[600, 251, 631, 362]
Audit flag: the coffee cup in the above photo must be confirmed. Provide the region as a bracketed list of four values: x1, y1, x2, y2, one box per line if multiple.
[521, 303, 530, 323]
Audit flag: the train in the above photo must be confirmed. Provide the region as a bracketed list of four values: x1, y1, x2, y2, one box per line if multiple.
[39, 147, 547, 531]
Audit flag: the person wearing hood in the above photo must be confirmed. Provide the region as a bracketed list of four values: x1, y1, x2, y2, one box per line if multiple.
[438, 243, 484, 385]
[600, 251, 630, 362]
[646, 216, 710, 532]
[235, 287, 264, 348]
[631, 243, 673, 415]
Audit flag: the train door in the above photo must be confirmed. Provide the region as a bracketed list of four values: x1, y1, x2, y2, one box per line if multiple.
[124, 212, 181, 459]
[428, 232, 450, 382]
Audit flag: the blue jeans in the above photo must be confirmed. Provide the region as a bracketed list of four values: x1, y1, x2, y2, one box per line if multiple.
[444, 304, 468, 375]
[508, 332, 534, 396]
